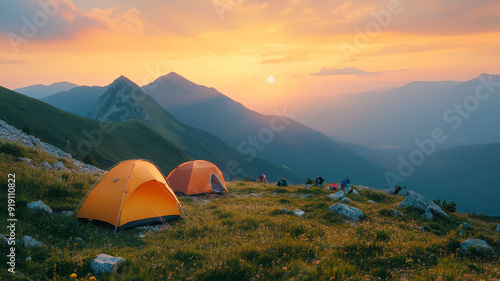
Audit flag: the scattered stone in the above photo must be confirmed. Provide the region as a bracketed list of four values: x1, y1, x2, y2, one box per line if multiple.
[90, 254, 125, 276]
[26, 257, 31, 262]
[419, 226, 425, 232]
[74, 237, 83, 243]
[21, 236, 44, 247]
[19, 157, 33, 165]
[300, 194, 311, 199]
[0, 234, 8, 244]
[460, 222, 472, 229]
[61, 210, 73, 216]
[460, 238, 492, 254]
[52, 161, 68, 171]
[27, 200, 53, 214]
[305, 184, 312, 189]
[40, 161, 52, 170]
[328, 191, 345, 200]
[329, 204, 364, 222]
[0, 119, 104, 173]
[495, 224, 500, 233]
[459, 231, 465, 235]
[340, 197, 351, 203]
[368, 200, 376, 204]
[357, 185, 370, 190]
[352, 190, 360, 196]
[385, 189, 396, 195]
[397, 191, 449, 220]
[283, 208, 293, 214]
[248, 193, 264, 197]
[391, 210, 403, 216]
[294, 209, 305, 218]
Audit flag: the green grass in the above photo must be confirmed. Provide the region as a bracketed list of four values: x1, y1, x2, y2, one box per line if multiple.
[0, 86, 192, 174]
[0, 149, 499, 280]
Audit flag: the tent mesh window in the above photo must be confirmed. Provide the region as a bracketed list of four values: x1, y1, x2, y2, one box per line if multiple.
[210, 174, 226, 193]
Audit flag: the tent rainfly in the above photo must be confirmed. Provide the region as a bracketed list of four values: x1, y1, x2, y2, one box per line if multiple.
[76, 159, 181, 231]
[167, 160, 227, 195]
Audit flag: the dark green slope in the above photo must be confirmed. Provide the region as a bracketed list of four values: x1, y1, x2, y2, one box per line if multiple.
[0, 86, 192, 173]
[410, 143, 500, 216]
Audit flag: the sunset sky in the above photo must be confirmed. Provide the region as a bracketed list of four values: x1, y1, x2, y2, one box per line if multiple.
[1, 0, 500, 116]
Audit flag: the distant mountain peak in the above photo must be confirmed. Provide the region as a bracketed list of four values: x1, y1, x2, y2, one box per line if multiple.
[112, 75, 135, 85]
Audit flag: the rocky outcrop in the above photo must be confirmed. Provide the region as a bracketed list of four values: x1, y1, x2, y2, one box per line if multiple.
[27, 200, 53, 215]
[0, 119, 103, 173]
[328, 191, 345, 200]
[460, 238, 492, 254]
[90, 254, 125, 275]
[21, 236, 44, 247]
[397, 191, 449, 220]
[329, 204, 364, 222]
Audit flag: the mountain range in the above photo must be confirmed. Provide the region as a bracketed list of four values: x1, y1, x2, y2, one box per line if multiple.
[6, 73, 500, 215]
[14, 81, 78, 99]
[85, 76, 302, 182]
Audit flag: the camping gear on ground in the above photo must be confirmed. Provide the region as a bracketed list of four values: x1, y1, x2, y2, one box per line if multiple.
[277, 178, 288, 187]
[329, 183, 338, 190]
[341, 178, 350, 189]
[76, 159, 181, 232]
[167, 160, 227, 195]
[315, 176, 324, 186]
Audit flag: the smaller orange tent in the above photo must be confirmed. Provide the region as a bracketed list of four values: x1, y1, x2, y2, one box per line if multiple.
[167, 160, 227, 195]
[76, 159, 181, 231]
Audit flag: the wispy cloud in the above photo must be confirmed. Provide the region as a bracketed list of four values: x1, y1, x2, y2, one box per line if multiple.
[311, 67, 371, 76]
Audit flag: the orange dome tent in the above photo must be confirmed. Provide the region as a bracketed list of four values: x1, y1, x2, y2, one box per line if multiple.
[76, 159, 181, 231]
[167, 160, 227, 195]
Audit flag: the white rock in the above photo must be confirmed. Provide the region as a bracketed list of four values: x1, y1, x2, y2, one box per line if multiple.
[19, 157, 33, 165]
[495, 224, 500, 233]
[328, 191, 345, 200]
[294, 209, 305, 218]
[340, 197, 351, 203]
[368, 200, 376, 204]
[352, 190, 360, 196]
[52, 161, 68, 171]
[0, 234, 9, 244]
[305, 184, 312, 189]
[460, 238, 492, 253]
[460, 222, 472, 229]
[61, 210, 73, 216]
[26, 257, 31, 262]
[40, 161, 52, 170]
[90, 254, 125, 275]
[397, 191, 449, 220]
[357, 185, 370, 190]
[329, 204, 364, 222]
[391, 210, 403, 216]
[283, 208, 292, 214]
[300, 194, 311, 199]
[27, 200, 53, 214]
[21, 236, 44, 247]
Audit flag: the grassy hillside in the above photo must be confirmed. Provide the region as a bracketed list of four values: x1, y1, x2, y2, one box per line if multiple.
[0, 86, 192, 173]
[0, 147, 499, 280]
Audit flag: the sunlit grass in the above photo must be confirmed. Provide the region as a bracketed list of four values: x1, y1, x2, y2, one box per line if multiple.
[0, 146, 499, 280]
